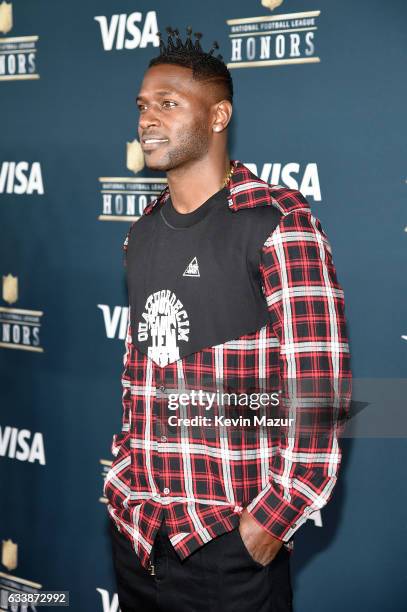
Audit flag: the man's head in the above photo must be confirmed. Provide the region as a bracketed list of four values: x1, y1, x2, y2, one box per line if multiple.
[137, 26, 233, 172]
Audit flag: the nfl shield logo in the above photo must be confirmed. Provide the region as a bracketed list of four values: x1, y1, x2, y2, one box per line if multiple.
[0, 1, 13, 35]
[2, 273, 18, 304]
[2, 539, 18, 571]
[261, 0, 284, 11]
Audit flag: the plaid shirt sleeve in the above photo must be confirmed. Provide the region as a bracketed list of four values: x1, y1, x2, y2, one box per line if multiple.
[246, 206, 352, 542]
[110, 320, 132, 459]
[110, 228, 133, 455]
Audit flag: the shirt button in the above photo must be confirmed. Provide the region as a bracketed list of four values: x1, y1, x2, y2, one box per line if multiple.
[163, 487, 170, 495]
[160, 435, 167, 443]
[292, 523, 297, 528]
[159, 385, 165, 392]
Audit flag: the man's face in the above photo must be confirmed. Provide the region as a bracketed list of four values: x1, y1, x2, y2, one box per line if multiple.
[136, 63, 214, 171]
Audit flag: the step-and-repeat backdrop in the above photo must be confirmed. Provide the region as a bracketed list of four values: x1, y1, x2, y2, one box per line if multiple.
[1, 1, 406, 610]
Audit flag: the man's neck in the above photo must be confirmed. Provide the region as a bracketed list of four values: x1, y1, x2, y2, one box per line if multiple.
[165, 154, 231, 215]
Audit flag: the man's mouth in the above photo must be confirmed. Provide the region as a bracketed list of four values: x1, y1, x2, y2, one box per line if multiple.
[141, 138, 169, 150]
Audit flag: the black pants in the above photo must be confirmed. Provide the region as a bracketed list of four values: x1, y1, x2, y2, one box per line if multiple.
[109, 520, 293, 612]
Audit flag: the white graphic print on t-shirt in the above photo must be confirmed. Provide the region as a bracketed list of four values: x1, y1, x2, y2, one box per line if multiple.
[183, 257, 200, 277]
[137, 289, 190, 367]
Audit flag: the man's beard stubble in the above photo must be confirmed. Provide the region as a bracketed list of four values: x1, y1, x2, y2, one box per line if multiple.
[144, 119, 210, 172]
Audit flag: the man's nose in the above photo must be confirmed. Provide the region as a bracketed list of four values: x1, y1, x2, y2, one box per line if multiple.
[139, 107, 160, 129]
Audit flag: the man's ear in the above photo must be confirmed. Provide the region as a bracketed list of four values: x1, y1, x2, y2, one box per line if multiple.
[212, 100, 233, 133]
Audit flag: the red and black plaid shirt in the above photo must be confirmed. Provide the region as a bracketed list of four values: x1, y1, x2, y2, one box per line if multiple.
[103, 160, 352, 570]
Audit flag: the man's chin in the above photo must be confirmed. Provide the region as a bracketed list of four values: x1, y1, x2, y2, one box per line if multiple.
[143, 155, 170, 173]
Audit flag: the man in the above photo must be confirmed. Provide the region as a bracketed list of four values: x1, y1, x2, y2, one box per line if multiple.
[104, 25, 352, 612]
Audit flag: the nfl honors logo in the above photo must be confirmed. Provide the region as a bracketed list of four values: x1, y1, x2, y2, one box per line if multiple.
[2, 539, 17, 571]
[0, 274, 44, 352]
[0, 537, 44, 606]
[226, 0, 321, 69]
[98, 139, 167, 222]
[2, 272, 17, 304]
[0, 1, 40, 81]
[0, 0, 12, 34]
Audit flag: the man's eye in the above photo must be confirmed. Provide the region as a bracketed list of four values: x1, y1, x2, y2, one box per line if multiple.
[162, 100, 176, 108]
[137, 105, 146, 112]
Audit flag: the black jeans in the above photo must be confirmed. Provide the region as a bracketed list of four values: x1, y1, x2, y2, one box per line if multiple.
[109, 520, 293, 612]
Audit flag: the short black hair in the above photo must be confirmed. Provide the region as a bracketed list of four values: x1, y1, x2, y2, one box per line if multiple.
[148, 26, 233, 104]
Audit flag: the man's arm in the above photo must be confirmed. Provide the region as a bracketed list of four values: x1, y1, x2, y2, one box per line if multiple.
[111, 228, 134, 455]
[240, 204, 352, 564]
[111, 315, 133, 454]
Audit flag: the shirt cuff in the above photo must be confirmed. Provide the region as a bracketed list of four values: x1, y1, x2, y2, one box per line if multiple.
[245, 482, 315, 542]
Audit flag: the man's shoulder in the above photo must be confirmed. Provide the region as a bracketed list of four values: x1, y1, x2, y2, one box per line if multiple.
[231, 182, 312, 241]
[229, 161, 311, 217]
[123, 201, 160, 248]
[265, 184, 311, 217]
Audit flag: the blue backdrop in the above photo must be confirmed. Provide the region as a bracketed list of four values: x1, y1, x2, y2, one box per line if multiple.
[1, 0, 406, 610]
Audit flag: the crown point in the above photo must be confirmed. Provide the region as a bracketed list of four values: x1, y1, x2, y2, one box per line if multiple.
[208, 40, 219, 55]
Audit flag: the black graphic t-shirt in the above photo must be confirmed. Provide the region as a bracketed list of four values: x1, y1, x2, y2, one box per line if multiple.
[126, 185, 282, 367]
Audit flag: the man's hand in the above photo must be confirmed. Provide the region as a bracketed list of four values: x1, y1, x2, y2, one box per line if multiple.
[238, 508, 283, 566]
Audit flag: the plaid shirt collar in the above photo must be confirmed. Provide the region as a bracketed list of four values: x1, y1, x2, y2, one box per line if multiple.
[141, 159, 291, 216]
